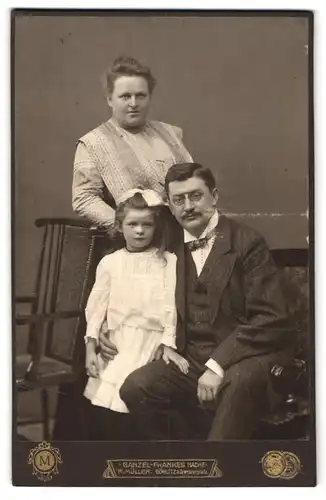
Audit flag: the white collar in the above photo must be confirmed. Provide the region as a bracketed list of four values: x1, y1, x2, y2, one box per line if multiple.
[183, 211, 219, 243]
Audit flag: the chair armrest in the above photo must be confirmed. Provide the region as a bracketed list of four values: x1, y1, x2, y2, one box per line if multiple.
[15, 310, 85, 382]
[270, 358, 308, 398]
[271, 358, 307, 378]
[16, 310, 82, 326]
[15, 295, 36, 304]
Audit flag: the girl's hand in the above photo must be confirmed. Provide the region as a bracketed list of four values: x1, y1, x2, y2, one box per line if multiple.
[162, 346, 189, 374]
[86, 352, 100, 378]
[154, 345, 164, 361]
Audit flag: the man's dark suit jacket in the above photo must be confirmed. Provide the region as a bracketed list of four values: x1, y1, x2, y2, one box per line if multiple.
[173, 214, 294, 372]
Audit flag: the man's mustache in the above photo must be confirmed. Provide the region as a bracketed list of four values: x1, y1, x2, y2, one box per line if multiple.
[182, 211, 201, 219]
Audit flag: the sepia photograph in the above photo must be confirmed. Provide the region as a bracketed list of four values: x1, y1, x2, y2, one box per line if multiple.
[12, 9, 315, 486]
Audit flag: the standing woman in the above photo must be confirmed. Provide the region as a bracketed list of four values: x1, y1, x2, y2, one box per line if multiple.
[72, 55, 193, 232]
[53, 56, 193, 440]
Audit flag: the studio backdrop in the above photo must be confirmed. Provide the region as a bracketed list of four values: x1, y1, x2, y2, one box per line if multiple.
[14, 14, 309, 295]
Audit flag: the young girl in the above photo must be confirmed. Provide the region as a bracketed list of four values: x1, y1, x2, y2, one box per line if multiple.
[83, 188, 188, 437]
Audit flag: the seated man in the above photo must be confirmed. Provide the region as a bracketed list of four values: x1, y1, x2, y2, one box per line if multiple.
[100, 162, 294, 441]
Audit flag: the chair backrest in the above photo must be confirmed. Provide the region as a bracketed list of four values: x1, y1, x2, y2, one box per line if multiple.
[271, 249, 310, 358]
[29, 218, 97, 366]
[25, 232, 311, 368]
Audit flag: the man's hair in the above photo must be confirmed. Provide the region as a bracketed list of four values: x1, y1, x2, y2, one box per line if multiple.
[164, 162, 216, 194]
[104, 56, 156, 96]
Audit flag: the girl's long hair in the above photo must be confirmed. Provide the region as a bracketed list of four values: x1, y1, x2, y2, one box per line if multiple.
[114, 192, 168, 263]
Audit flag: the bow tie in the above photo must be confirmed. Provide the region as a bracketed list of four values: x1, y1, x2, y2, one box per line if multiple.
[185, 230, 216, 252]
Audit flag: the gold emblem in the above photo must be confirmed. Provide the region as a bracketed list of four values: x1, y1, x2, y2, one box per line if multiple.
[28, 441, 62, 482]
[282, 452, 302, 480]
[261, 451, 301, 480]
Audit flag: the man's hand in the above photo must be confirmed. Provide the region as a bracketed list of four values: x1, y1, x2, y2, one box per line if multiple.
[197, 368, 224, 405]
[98, 328, 118, 361]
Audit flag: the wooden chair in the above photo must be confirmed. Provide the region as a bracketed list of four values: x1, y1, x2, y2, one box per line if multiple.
[14, 218, 98, 440]
[257, 248, 311, 439]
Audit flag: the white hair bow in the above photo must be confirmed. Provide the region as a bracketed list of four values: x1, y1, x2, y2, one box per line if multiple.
[117, 188, 165, 207]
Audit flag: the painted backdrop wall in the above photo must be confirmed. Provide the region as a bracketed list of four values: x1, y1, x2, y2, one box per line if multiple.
[14, 13, 310, 296]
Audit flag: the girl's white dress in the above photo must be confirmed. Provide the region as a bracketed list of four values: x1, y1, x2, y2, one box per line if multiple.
[84, 248, 177, 413]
